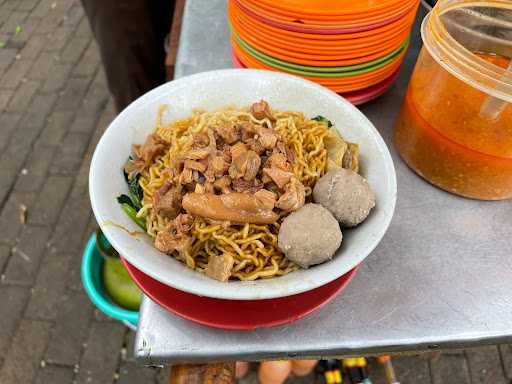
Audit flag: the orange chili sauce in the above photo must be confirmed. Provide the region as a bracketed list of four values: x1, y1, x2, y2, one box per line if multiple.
[395, 48, 512, 200]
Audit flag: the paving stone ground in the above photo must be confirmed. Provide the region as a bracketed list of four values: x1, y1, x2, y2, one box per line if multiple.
[0, 1, 511, 383]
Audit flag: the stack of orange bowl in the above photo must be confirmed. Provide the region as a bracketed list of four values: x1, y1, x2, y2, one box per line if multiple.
[228, 0, 420, 105]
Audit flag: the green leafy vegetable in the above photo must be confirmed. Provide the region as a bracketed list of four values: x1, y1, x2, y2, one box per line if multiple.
[312, 115, 333, 127]
[123, 163, 143, 210]
[119, 202, 146, 230]
[117, 194, 146, 230]
[128, 174, 143, 210]
[117, 157, 146, 229]
[117, 194, 133, 206]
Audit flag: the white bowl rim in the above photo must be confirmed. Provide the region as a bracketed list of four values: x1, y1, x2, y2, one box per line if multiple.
[89, 68, 397, 300]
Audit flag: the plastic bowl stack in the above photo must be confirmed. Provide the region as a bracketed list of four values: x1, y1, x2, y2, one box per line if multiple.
[228, 0, 420, 105]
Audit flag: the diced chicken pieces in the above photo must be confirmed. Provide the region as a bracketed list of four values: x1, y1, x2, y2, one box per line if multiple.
[256, 126, 278, 149]
[124, 158, 145, 180]
[266, 152, 290, 171]
[175, 213, 194, 234]
[185, 148, 210, 160]
[209, 156, 230, 177]
[276, 177, 305, 212]
[263, 167, 294, 189]
[155, 231, 191, 254]
[215, 122, 240, 144]
[230, 142, 248, 160]
[229, 149, 261, 181]
[153, 183, 182, 219]
[205, 254, 234, 282]
[220, 144, 232, 163]
[246, 138, 265, 155]
[232, 179, 263, 194]
[254, 189, 276, 210]
[214, 176, 232, 194]
[228, 165, 238, 180]
[184, 159, 207, 173]
[243, 151, 261, 181]
[239, 121, 257, 141]
[250, 100, 275, 122]
[155, 213, 194, 254]
[133, 133, 167, 164]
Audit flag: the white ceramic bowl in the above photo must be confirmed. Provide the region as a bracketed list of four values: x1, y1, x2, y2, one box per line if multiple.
[89, 69, 396, 300]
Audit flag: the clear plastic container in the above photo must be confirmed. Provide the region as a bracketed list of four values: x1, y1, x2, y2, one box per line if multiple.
[395, 0, 512, 200]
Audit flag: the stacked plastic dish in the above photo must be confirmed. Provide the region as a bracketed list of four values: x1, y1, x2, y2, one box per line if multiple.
[228, 0, 420, 105]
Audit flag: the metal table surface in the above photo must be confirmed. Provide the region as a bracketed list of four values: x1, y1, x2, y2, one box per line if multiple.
[134, 0, 512, 365]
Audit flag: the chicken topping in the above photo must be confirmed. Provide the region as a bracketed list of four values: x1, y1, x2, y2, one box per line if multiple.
[232, 179, 263, 194]
[154, 213, 194, 254]
[250, 100, 275, 122]
[262, 166, 294, 189]
[175, 213, 194, 234]
[229, 149, 261, 181]
[205, 254, 234, 282]
[124, 158, 145, 180]
[265, 152, 290, 171]
[182, 192, 279, 224]
[238, 121, 257, 141]
[132, 133, 167, 165]
[255, 126, 279, 149]
[208, 156, 230, 178]
[155, 231, 191, 254]
[276, 177, 305, 212]
[230, 142, 248, 160]
[184, 148, 210, 160]
[246, 137, 265, 155]
[254, 189, 276, 210]
[219, 144, 232, 162]
[153, 182, 182, 219]
[184, 159, 206, 173]
[215, 122, 240, 144]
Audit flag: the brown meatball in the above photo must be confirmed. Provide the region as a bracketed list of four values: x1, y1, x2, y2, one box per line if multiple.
[313, 168, 375, 227]
[278, 204, 342, 268]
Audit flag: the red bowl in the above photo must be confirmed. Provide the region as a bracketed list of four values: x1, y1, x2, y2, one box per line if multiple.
[121, 257, 358, 330]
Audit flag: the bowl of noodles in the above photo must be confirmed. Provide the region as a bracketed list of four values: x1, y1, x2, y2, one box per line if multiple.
[89, 69, 396, 300]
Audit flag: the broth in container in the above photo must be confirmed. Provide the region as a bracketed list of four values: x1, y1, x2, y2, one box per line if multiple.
[395, 0, 512, 200]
